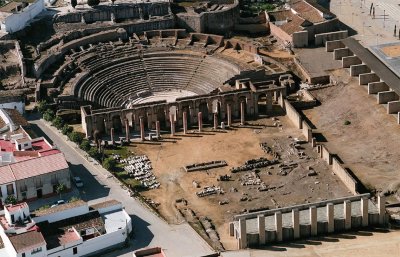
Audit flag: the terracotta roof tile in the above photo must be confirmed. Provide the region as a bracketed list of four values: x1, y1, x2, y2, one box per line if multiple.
[0, 165, 15, 185]
[8, 230, 46, 253]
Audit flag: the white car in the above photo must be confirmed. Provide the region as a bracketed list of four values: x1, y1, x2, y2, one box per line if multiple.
[73, 176, 84, 188]
[51, 200, 65, 208]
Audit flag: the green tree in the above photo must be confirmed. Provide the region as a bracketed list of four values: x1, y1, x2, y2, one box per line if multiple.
[68, 131, 84, 144]
[71, 0, 77, 8]
[102, 157, 116, 171]
[56, 183, 66, 199]
[51, 116, 64, 129]
[4, 195, 17, 205]
[37, 100, 48, 114]
[87, 0, 100, 6]
[43, 109, 55, 121]
[88, 147, 100, 160]
[61, 124, 73, 135]
[79, 139, 91, 151]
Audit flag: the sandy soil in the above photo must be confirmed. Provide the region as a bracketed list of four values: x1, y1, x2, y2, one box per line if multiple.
[381, 45, 400, 58]
[303, 69, 400, 194]
[132, 113, 350, 250]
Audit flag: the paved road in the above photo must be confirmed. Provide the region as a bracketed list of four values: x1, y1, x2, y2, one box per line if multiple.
[28, 114, 214, 257]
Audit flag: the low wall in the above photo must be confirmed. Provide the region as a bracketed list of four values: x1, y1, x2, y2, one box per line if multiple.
[315, 30, 348, 46]
[342, 55, 361, 68]
[326, 39, 344, 52]
[350, 64, 370, 77]
[332, 157, 358, 195]
[387, 101, 400, 114]
[333, 48, 351, 60]
[377, 91, 399, 104]
[368, 82, 389, 94]
[292, 31, 308, 48]
[359, 73, 380, 85]
[284, 99, 302, 129]
[301, 120, 312, 142]
[321, 145, 332, 165]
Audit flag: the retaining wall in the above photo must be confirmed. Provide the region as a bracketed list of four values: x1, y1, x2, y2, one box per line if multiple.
[284, 99, 302, 129]
[332, 157, 358, 195]
[326, 40, 344, 52]
[315, 30, 348, 46]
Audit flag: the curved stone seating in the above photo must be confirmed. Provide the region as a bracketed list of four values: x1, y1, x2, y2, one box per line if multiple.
[72, 43, 242, 108]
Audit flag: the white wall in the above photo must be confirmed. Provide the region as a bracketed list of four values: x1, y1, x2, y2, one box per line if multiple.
[33, 204, 89, 223]
[0, 102, 24, 114]
[0, 229, 17, 257]
[0, 182, 17, 204]
[4, 0, 44, 33]
[17, 245, 47, 257]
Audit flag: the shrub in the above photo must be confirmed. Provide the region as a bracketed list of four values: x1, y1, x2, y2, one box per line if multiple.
[80, 139, 91, 151]
[51, 116, 64, 129]
[87, 0, 100, 6]
[61, 124, 73, 135]
[88, 147, 100, 160]
[43, 109, 55, 121]
[68, 131, 84, 144]
[37, 100, 48, 114]
[4, 195, 17, 205]
[343, 120, 351, 125]
[102, 157, 116, 171]
[69, 196, 80, 203]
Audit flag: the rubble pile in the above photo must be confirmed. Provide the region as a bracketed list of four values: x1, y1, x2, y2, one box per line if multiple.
[121, 155, 160, 189]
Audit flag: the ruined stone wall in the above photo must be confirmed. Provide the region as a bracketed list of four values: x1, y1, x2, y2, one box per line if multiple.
[54, 3, 170, 24]
[175, 0, 239, 35]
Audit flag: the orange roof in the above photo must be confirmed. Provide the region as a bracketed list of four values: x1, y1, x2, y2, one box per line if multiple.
[0, 152, 68, 184]
[11, 152, 68, 181]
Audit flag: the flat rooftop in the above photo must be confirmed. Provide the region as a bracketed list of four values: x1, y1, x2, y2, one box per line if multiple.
[369, 42, 400, 83]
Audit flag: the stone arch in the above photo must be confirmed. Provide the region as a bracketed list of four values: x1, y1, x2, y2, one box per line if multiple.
[111, 115, 122, 132]
[198, 102, 209, 122]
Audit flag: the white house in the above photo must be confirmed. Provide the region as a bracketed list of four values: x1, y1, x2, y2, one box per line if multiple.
[0, 0, 45, 34]
[0, 200, 132, 257]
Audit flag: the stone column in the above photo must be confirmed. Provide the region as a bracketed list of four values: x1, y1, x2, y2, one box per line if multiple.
[361, 197, 369, 227]
[327, 203, 334, 233]
[227, 104, 232, 127]
[275, 212, 282, 242]
[344, 200, 351, 230]
[125, 119, 130, 142]
[213, 113, 218, 130]
[267, 92, 273, 112]
[170, 114, 175, 136]
[139, 116, 145, 141]
[310, 206, 317, 236]
[292, 209, 300, 239]
[240, 101, 245, 125]
[110, 127, 115, 145]
[183, 111, 188, 134]
[239, 218, 247, 249]
[198, 112, 202, 132]
[378, 195, 386, 225]
[156, 120, 161, 138]
[258, 215, 265, 245]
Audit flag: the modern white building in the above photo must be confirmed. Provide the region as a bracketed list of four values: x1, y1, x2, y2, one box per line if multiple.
[0, 200, 132, 257]
[0, 0, 45, 34]
[0, 91, 26, 114]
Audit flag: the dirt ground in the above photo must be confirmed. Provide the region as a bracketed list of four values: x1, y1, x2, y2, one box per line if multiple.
[302, 69, 400, 196]
[131, 112, 350, 250]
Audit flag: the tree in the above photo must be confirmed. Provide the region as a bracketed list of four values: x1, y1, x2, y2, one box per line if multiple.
[71, 0, 77, 8]
[61, 124, 73, 135]
[102, 157, 116, 171]
[110, 0, 115, 5]
[68, 131, 84, 144]
[51, 116, 64, 129]
[87, 0, 100, 7]
[37, 100, 48, 114]
[56, 183, 66, 199]
[79, 139, 91, 152]
[88, 147, 100, 160]
[4, 195, 17, 205]
[43, 109, 55, 121]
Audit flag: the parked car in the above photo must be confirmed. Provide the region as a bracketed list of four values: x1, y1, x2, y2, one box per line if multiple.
[51, 200, 65, 208]
[73, 176, 84, 188]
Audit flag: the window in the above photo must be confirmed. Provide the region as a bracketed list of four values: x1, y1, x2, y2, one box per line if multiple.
[22, 253, 25, 257]
[73, 247, 78, 255]
[31, 247, 42, 254]
[6, 184, 14, 195]
[11, 214, 14, 223]
[21, 192, 27, 200]
[0, 188, 2, 198]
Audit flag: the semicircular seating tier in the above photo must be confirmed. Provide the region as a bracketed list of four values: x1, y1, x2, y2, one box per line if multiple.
[72, 45, 242, 108]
